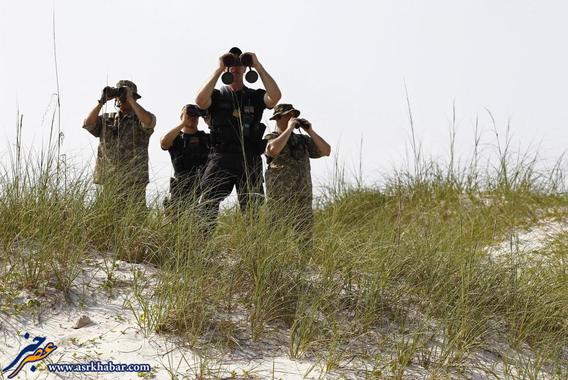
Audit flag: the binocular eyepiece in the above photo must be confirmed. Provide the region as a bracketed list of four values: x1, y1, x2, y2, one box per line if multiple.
[222, 53, 254, 68]
[221, 49, 259, 85]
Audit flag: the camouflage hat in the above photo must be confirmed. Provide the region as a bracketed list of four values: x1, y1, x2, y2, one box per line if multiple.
[116, 80, 142, 99]
[269, 104, 301, 120]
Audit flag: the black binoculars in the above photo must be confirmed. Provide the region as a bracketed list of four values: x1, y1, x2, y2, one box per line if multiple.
[221, 49, 259, 85]
[222, 53, 254, 67]
[103, 86, 127, 102]
[185, 104, 206, 117]
[295, 119, 310, 130]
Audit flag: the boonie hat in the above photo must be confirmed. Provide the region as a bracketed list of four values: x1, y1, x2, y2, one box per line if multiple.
[269, 104, 301, 120]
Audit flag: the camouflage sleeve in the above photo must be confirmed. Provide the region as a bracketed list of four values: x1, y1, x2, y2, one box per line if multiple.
[263, 132, 278, 158]
[140, 112, 157, 133]
[304, 135, 323, 159]
[83, 115, 102, 137]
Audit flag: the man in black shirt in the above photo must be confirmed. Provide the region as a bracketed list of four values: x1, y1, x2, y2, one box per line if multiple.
[160, 104, 210, 209]
[195, 47, 281, 226]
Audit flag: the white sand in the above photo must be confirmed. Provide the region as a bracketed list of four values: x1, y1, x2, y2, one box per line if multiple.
[1, 218, 567, 379]
[487, 217, 568, 264]
[0, 256, 324, 379]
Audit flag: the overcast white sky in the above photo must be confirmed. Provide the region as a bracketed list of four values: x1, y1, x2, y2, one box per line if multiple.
[1, 0, 567, 199]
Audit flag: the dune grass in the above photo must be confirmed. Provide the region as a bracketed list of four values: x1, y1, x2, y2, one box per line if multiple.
[1, 129, 567, 378]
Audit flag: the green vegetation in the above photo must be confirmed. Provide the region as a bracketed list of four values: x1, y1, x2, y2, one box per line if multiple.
[1, 128, 567, 379]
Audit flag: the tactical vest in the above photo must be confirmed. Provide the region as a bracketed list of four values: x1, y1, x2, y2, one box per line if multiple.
[209, 86, 266, 155]
[171, 131, 210, 177]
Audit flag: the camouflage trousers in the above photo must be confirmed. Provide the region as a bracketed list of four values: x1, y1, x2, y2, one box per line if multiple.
[95, 181, 147, 212]
[266, 194, 314, 252]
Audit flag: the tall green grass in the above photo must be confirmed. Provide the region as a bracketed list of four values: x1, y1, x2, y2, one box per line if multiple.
[1, 124, 567, 378]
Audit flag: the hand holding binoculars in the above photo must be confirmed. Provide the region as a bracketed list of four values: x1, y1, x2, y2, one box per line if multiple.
[100, 86, 127, 104]
[293, 118, 311, 130]
[221, 48, 259, 85]
[185, 104, 206, 118]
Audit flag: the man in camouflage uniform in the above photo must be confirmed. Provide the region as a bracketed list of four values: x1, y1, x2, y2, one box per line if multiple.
[264, 104, 331, 249]
[83, 80, 156, 208]
[160, 104, 210, 210]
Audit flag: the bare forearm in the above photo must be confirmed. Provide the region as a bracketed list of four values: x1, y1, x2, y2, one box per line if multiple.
[84, 103, 103, 127]
[129, 101, 155, 128]
[266, 127, 294, 157]
[307, 129, 331, 156]
[257, 63, 281, 108]
[196, 68, 223, 109]
[160, 125, 183, 150]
